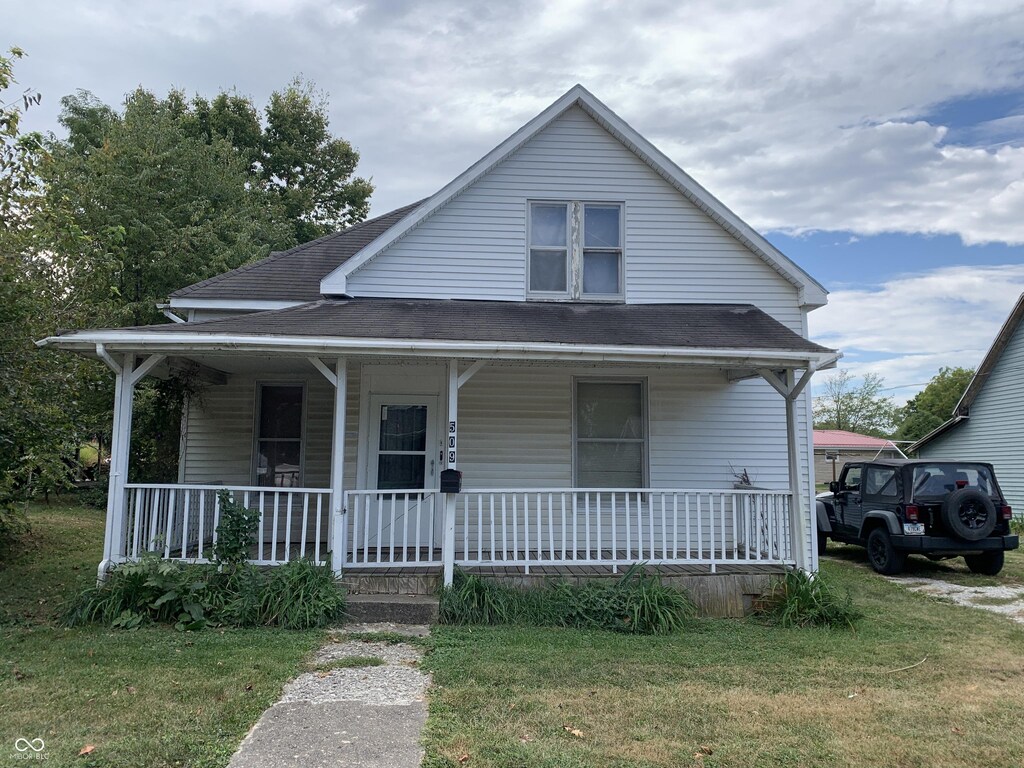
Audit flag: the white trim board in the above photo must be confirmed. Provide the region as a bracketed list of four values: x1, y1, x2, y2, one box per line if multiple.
[319, 85, 828, 308]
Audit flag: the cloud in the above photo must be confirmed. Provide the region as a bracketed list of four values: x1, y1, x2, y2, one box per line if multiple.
[808, 264, 1024, 401]
[10, 0, 1024, 246]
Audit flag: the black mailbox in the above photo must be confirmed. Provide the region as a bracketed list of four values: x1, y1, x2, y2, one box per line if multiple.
[440, 468, 463, 494]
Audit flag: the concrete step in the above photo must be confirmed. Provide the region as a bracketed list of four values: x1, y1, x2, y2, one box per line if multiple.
[345, 594, 439, 625]
[341, 572, 441, 596]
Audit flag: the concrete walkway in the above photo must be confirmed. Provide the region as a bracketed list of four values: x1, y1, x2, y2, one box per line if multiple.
[229, 623, 431, 768]
[890, 576, 1024, 624]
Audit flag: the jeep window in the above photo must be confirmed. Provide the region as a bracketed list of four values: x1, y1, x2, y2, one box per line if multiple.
[864, 466, 898, 498]
[911, 463, 998, 499]
[841, 465, 862, 492]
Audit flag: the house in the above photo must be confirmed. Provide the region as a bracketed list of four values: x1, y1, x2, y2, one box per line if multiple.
[813, 429, 904, 484]
[910, 294, 1024, 514]
[40, 86, 839, 612]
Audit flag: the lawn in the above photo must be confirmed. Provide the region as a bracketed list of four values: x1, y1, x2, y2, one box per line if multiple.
[421, 547, 1024, 767]
[0, 501, 322, 767]
[4, 503, 1023, 768]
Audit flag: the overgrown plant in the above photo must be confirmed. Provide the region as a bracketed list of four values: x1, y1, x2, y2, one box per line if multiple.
[439, 564, 695, 635]
[65, 555, 345, 631]
[757, 568, 862, 629]
[212, 490, 260, 568]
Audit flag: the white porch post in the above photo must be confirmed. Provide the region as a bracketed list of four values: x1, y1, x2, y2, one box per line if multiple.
[98, 355, 131, 581]
[442, 358, 459, 586]
[758, 365, 816, 573]
[330, 357, 347, 575]
[784, 370, 809, 572]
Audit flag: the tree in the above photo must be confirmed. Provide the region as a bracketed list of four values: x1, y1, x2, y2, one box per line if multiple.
[47, 88, 296, 327]
[813, 370, 899, 437]
[179, 79, 373, 243]
[894, 366, 974, 443]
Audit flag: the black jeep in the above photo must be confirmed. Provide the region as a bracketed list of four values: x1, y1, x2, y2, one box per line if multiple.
[817, 459, 1019, 575]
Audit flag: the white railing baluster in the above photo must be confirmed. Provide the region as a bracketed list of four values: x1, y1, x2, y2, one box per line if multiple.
[300, 494, 309, 559]
[285, 493, 293, 563]
[501, 495, 508, 562]
[477, 493, 484, 562]
[315, 493, 324, 565]
[610, 493, 617, 569]
[197, 491, 206, 561]
[181, 489, 190, 559]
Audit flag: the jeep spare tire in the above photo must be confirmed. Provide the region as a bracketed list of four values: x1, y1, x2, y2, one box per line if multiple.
[941, 488, 997, 541]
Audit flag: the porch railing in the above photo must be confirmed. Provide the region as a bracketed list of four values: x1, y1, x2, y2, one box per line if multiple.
[343, 490, 441, 567]
[121, 484, 333, 565]
[341, 488, 794, 573]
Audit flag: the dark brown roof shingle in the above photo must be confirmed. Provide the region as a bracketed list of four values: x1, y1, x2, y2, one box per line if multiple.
[170, 201, 425, 301]
[134, 298, 833, 353]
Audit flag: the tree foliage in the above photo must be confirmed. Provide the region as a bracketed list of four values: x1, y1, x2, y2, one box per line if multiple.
[3, 61, 374, 504]
[895, 366, 974, 443]
[813, 370, 900, 438]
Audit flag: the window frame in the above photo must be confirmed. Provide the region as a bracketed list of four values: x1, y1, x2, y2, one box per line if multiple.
[251, 381, 307, 488]
[571, 376, 649, 489]
[526, 199, 625, 302]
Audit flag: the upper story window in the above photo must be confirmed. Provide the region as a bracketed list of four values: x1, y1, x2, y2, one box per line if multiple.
[528, 201, 623, 300]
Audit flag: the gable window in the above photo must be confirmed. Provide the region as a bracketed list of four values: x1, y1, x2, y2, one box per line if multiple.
[529, 201, 623, 300]
[254, 383, 305, 487]
[574, 379, 646, 488]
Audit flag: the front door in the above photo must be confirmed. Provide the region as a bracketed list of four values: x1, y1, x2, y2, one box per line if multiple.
[369, 396, 439, 491]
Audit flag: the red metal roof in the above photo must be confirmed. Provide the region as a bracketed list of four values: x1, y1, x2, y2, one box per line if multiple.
[813, 429, 898, 450]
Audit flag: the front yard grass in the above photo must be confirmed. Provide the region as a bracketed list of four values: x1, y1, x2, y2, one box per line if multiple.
[422, 549, 1024, 767]
[1, 502, 322, 767]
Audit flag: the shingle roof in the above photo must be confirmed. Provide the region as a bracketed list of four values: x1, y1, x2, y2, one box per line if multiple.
[122, 298, 833, 353]
[170, 200, 425, 301]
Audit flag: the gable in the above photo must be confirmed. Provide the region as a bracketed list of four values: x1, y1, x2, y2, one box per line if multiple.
[322, 86, 827, 315]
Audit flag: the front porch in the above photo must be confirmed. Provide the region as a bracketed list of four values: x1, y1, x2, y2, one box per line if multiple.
[117, 484, 796, 573]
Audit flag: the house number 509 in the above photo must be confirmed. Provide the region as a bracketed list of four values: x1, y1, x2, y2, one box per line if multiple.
[448, 420, 457, 464]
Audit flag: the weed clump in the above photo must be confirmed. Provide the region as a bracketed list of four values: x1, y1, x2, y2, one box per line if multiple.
[439, 564, 695, 635]
[757, 568, 862, 629]
[65, 554, 345, 631]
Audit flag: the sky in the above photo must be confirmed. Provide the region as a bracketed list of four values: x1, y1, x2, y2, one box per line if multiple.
[9, 0, 1024, 403]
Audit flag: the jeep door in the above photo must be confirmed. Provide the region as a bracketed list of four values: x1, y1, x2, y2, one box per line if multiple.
[835, 464, 864, 537]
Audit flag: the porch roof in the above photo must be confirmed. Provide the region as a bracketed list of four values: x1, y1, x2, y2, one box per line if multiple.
[41, 298, 838, 368]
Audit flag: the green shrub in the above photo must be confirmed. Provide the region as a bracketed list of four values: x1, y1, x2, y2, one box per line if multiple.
[439, 564, 695, 635]
[65, 555, 345, 631]
[1010, 516, 1024, 536]
[65, 553, 212, 631]
[212, 490, 260, 568]
[758, 568, 862, 629]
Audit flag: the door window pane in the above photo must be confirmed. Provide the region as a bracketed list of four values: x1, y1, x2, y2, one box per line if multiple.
[584, 205, 620, 247]
[582, 251, 620, 295]
[379, 405, 427, 451]
[576, 382, 643, 439]
[530, 249, 568, 292]
[377, 455, 426, 490]
[530, 203, 567, 246]
[259, 385, 303, 439]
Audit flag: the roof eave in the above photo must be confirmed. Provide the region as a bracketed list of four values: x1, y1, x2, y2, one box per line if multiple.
[907, 415, 968, 453]
[39, 330, 840, 370]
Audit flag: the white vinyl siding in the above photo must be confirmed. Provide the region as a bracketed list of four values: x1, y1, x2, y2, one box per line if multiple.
[346, 106, 803, 332]
[180, 366, 361, 491]
[918, 320, 1024, 514]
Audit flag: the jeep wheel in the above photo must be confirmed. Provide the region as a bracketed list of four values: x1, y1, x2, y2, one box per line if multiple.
[965, 551, 1004, 576]
[817, 528, 828, 556]
[866, 528, 906, 575]
[942, 488, 997, 541]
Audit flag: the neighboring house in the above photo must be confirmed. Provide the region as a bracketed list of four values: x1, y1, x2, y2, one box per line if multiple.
[910, 294, 1024, 514]
[813, 429, 904, 484]
[41, 85, 839, 602]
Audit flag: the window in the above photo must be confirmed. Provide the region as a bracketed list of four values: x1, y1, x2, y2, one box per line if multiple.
[529, 201, 623, 299]
[254, 383, 304, 487]
[841, 465, 862, 492]
[864, 466, 897, 498]
[574, 380, 646, 488]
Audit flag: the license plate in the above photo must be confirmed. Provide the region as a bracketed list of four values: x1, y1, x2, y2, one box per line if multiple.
[903, 523, 925, 535]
